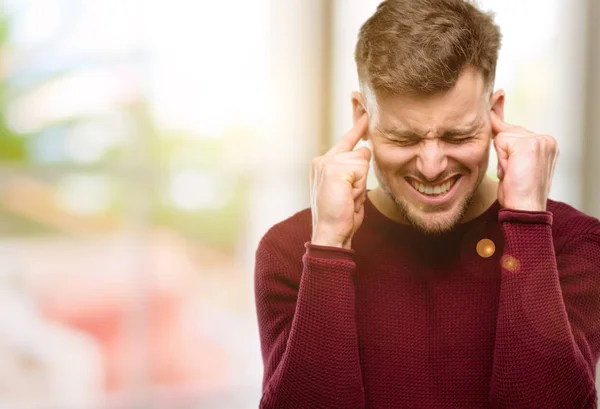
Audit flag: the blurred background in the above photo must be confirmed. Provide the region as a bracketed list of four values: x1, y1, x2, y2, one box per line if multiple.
[0, 0, 598, 408]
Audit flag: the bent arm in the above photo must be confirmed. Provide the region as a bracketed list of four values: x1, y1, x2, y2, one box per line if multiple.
[490, 209, 600, 408]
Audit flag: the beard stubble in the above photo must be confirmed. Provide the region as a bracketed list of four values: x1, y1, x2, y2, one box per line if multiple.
[373, 160, 484, 235]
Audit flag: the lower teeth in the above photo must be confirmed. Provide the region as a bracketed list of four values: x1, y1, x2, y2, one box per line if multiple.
[414, 177, 459, 196]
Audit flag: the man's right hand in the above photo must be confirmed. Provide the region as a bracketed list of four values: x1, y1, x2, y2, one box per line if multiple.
[310, 114, 371, 249]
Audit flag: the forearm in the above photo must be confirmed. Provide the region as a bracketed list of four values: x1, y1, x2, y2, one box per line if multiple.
[490, 210, 597, 408]
[257, 244, 365, 409]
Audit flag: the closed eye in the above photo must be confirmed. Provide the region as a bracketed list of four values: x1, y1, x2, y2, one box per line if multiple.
[444, 136, 473, 144]
[379, 133, 419, 146]
[391, 139, 420, 146]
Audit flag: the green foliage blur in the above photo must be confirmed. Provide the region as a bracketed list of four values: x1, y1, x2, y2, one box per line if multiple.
[0, 3, 246, 253]
[0, 7, 27, 162]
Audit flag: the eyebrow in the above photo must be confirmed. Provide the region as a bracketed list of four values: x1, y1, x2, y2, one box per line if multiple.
[380, 127, 421, 140]
[380, 122, 481, 140]
[442, 124, 480, 137]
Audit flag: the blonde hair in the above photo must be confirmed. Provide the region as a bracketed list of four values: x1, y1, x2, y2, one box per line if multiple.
[355, 0, 502, 96]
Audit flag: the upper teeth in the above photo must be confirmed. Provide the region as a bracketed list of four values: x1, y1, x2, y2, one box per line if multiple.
[410, 178, 457, 196]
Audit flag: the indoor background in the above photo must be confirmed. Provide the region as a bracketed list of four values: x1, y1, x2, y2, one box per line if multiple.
[0, 0, 599, 408]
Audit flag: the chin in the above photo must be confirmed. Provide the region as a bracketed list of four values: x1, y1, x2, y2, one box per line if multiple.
[373, 160, 484, 235]
[384, 184, 475, 236]
[398, 199, 471, 235]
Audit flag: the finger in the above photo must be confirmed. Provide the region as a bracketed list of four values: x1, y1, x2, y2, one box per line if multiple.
[360, 189, 368, 206]
[493, 138, 510, 177]
[330, 148, 371, 162]
[496, 132, 529, 139]
[327, 114, 368, 155]
[319, 161, 369, 187]
[490, 110, 510, 136]
[497, 186, 505, 208]
[490, 111, 531, 137]
[548, 147, 559, 191]
[352, 187, 364, 210]
[497, 161, 504, 181]
[551, 146, 559, 176]
[352, 174, 368, 198]
[352, 177, 368, 212]
[324, 157, 370, 171]
[355, 189, 368, 213]
[353, 205, 365, 228]
[354, 146, 372, 162]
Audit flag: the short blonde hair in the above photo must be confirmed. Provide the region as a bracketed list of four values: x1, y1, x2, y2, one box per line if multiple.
[355, 0, 502, 96]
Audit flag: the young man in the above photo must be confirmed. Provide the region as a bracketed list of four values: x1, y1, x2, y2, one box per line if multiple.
[255, 0, 600, 407]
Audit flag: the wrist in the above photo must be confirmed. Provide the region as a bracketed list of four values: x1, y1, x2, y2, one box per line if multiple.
[502, 200, 546, 212]
[311, 232, 352, 250]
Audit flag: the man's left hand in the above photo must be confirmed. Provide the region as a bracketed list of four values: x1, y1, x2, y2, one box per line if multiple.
[491, 111, 559, 212]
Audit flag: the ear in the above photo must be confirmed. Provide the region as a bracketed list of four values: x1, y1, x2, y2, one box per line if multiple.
[489, 89, 505, 122]
[351, 91, 369, 141]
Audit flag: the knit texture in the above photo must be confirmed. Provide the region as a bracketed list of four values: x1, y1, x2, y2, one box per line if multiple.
[255, 197, 600, 408]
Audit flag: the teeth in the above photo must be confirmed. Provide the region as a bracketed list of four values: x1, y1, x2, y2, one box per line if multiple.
[410, 177, 457, 196]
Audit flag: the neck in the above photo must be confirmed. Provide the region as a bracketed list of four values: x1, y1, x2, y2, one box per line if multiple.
[461, 176, 499, 222]
[368, 176, 499, 225]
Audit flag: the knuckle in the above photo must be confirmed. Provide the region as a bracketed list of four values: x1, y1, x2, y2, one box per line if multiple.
[322, 164, 338, 178]
[529, 137, 542, 149]
[546, 135, 558, 148]
[312, 156, 330, 169]
[311, 156, 324, 169]
[506, 125, 524, 134]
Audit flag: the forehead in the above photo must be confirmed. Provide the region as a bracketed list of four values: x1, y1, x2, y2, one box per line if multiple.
[374, 68, 488, 132]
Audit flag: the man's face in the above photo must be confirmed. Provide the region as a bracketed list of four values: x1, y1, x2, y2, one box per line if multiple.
[365, 67, 498, 234]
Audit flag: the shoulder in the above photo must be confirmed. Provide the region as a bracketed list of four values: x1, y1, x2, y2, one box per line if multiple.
[547, 199, 600, 251]
[255, 207, 312, 269]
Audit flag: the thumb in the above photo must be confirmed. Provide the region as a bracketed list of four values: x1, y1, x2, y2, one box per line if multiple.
[490, 110, 510, 136]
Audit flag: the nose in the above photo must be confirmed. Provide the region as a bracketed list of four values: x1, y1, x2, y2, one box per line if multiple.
[416, 140, 448, 182]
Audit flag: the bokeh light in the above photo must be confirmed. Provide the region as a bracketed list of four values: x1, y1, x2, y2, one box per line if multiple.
[477, 239, 496, 258]
[0, 0, 597, 408]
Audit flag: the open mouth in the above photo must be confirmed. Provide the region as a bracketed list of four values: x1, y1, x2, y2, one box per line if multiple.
[406, 175, 462, 197]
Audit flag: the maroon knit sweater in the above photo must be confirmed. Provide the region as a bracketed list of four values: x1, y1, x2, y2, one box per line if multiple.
[255, 196, 600, 408]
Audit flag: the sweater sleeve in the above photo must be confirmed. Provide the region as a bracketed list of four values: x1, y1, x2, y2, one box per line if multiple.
[254, 238, 365, 409]
[490, 209, 600, 408]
